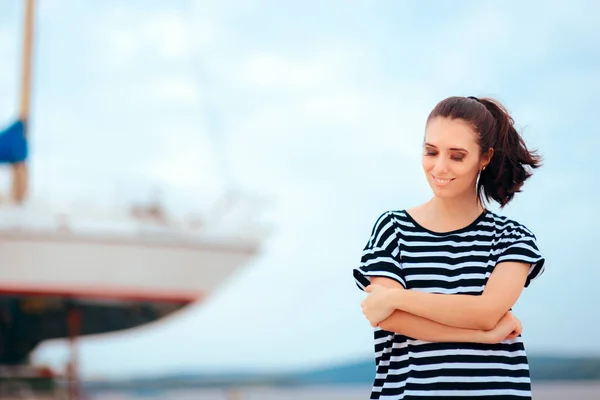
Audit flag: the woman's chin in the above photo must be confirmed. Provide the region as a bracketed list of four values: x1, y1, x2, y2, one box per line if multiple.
[430, 186, 458, 199]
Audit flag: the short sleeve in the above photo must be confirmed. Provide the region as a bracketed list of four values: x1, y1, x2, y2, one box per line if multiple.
[497, 229, 545, 287]
[353, 211, 406, 291]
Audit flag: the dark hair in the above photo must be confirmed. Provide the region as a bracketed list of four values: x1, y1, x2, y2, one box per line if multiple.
[426, 96, 542, 208]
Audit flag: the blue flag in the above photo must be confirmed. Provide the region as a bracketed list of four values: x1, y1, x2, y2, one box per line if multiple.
[0, 119, 28, 164]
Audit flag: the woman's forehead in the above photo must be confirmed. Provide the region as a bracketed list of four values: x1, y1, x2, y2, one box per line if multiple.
[425, 117, 479, 148]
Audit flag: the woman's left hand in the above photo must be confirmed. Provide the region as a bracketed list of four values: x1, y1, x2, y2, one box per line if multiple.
[361, 284, 396, 327]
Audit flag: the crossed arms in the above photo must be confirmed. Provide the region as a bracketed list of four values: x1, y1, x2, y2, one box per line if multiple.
[360, 261, 530, 344]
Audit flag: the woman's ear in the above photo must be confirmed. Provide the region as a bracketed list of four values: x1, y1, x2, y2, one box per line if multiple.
[481, 148, 494, 169]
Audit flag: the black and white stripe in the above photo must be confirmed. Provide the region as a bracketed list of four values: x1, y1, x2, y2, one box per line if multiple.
[354, 209, 545, 399]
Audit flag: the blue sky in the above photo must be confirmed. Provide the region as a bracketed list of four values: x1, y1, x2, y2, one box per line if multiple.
[1, 0, 599, 379]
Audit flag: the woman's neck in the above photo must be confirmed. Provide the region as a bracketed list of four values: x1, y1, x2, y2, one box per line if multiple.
[427, 194, 485, 221]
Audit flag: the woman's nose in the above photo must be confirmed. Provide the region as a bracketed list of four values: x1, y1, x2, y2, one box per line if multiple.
[433, 158, 449, 174]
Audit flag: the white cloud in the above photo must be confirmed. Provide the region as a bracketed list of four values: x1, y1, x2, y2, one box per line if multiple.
[136, 76, 202, 106]
[0, 25, 19, 122]
[141, 11, 193, 59]
[87, 6, 210, 73]
[242, 53, 330, 88]
[0, 27, 12, 62]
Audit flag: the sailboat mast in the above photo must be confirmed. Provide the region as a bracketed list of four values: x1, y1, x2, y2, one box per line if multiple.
[12, 0, 35, 204]
[19, 0, 35, 122]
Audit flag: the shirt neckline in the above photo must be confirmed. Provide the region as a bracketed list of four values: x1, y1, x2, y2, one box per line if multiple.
[402, 208, 489, 236]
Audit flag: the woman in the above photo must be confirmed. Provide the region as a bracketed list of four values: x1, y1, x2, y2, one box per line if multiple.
[354, 96, 545, 399]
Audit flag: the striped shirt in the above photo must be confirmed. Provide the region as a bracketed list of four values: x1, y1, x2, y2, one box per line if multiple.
[353, 209, 545, 399]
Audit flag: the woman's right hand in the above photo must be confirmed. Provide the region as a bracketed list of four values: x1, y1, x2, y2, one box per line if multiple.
[484, 312, 522, 344]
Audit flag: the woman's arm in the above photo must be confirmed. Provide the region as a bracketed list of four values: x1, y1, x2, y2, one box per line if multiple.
[375, 261, 530, 330]
[367, 278, 519, 343]
[378, 310, 519, 344]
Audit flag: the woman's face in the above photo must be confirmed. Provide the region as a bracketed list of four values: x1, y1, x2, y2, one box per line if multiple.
[422, 117, 490, 200]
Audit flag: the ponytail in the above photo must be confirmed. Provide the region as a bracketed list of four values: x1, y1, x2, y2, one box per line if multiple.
[477, 98, 542, 207]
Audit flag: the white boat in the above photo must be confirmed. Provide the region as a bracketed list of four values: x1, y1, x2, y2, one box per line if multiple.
[0, 196, 265, 361]
[0, 201, 263, 305]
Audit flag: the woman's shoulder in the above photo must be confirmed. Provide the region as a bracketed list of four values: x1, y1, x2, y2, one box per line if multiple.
[485, 210, 537, 238]
[370, 203, 439, 231]
[373, 208, 411, 223]
[366, 208, 412, 232]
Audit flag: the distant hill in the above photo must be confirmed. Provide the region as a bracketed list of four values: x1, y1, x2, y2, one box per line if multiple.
[528, 355, 600, 381]
[84, 355, 600, 392]
[292, 355, 600, 384]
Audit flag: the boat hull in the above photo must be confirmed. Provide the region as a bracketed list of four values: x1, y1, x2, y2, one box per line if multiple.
[0, 228, 260, 364]
[0, 230, 257, 296]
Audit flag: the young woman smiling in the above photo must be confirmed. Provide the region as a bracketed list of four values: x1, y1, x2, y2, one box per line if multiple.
[354, 96, 545, 399]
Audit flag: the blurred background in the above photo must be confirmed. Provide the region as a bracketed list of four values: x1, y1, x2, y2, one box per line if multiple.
[0, 0, 598, 399]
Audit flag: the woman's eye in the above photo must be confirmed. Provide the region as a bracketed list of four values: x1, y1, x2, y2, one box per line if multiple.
[425, 150, 437, 156]
[451, 156, 465, 161]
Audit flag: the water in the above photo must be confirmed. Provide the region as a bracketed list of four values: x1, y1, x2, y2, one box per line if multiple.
[88, 382, 600, 400]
